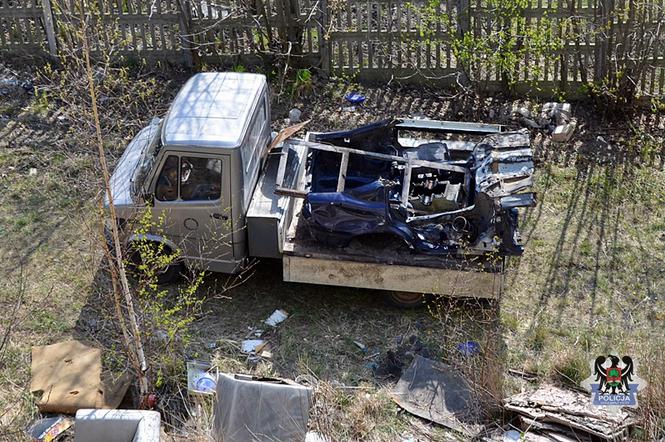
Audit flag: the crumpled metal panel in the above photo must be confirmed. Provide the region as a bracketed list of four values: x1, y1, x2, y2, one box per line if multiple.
[301, 120, 536, 256]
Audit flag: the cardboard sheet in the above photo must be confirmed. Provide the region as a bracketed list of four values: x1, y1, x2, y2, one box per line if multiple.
[30, 341, 103, 414]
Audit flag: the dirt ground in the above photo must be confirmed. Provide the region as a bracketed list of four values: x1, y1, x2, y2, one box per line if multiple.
[1, 61, 664, 441]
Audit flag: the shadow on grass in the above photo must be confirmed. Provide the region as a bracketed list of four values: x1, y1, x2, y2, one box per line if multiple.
[72, 256, 508, 433]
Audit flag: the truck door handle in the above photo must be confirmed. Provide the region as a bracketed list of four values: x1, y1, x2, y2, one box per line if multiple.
[211, 213, 228, 220]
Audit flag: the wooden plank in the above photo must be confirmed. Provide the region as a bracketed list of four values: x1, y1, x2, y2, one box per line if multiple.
[336, 151, 349, 192]
[282, 255, 501, 298]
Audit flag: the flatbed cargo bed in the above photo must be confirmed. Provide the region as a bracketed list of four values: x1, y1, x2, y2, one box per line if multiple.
[247, 134, 506, 299]
[281, 198, 503, 298]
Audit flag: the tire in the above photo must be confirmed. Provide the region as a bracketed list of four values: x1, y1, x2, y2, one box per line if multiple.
[385, 291, 427, 308]
[126, 242, 182, 285]
[154, 261, 182, 285]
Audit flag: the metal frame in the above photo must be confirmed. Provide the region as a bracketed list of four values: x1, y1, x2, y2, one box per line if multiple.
[275, 138, 469, 206]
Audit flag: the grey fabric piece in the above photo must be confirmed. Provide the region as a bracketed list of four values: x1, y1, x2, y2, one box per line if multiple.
[213, 374, 312, 442]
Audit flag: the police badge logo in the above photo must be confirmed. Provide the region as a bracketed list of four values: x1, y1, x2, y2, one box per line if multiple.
[581, 354, 647, 407]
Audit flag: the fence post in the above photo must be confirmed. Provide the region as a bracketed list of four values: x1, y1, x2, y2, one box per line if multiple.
[594, 0, 611, 81]
[456, 0, 471, 86]
[177, 0, 194, 67]
[42, 0, 58, 56]
[319, 0, 330, 73]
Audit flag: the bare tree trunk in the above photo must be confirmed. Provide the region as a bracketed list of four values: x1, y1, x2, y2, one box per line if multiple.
[79, 8, 150, 398]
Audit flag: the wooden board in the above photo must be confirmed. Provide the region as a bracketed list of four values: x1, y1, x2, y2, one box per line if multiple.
[282, 255, 501, 297]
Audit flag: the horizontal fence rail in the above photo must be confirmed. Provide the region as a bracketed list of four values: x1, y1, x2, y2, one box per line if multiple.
[1, 0, 664, 96]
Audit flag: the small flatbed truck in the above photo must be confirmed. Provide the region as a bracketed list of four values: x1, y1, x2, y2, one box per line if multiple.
[108, 72, 527, 306]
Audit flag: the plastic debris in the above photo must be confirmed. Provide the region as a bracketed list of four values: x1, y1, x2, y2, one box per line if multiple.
[289, 108, 302, 124]
[456, 341, 480, 357]
[520, 117, 541, 129]
[374, 335, 431, 379]
[241, 339, 266, 353]
[541, 102, 572, 125]
[264, 309, 289, 327]
[27, 416, 72, 442]
[551, 119, 577, 142]
[0, 77, 33, 96]
[187, 360, 218, 395]
[345, 92, 366, 105]
[391, 355, 483, 436]
[512, 106, 531, 119]
[306, 431, 329, 442]
[502, 429, 522, 441]
[353, 340, 367, 352]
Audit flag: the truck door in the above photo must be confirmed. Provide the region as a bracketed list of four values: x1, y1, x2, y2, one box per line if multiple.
[152, 153, 234, 271]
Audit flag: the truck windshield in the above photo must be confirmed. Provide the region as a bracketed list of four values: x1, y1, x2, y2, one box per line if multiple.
[132, 120, 162, 196]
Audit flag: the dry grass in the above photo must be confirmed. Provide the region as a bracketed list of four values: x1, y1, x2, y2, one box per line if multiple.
[0, 63, 664, 440]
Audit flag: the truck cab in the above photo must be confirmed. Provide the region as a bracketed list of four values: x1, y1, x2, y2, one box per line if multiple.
[108, 72, 270, 273]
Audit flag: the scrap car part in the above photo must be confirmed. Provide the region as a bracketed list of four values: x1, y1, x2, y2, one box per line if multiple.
[276, 119, 536, 257]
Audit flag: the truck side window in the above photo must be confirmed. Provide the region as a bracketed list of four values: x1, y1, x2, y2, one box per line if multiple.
[155, 155, 179, 201]
[180, 157, 222, 201]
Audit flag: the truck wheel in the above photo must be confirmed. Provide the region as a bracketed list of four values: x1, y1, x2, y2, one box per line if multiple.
[126, 242, 182, 285]
[385, 291, 427, 308]
[154, 261, 182, 285]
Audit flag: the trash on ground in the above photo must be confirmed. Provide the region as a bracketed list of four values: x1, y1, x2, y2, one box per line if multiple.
[456, 341, 480, 357]
[305, 431, 329, 442]
[187, 360, 218, 395]
[0, 76, 33, 96]
[75, 409, 161, 442]
[264, 309, 289, 327]
[502, 429, 522, 441]
[504, 385, 636, 441]
[27, 416, 73, 442]
[31, 340, 103, 413]
[373, 335, 431, 379]
[344, 92, 366, 104]
[541, 102, 572, 126]
[519, 117, 541, 129]
[511, 104, 531, 118]
[289, 108, 302, 124]
[241, 339, 266, 354]
[213, 373, 312, 442]
[391, 355, 483, 437]
[353, 340, 367, 352]
[30, 341, 131, 414]
[551, 119, 577, 143]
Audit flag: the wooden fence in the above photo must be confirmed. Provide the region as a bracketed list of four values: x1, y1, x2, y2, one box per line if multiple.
[1, 0, 665, 96]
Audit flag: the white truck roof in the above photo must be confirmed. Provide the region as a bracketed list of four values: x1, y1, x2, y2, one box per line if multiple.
[162, 72, 266, 149]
